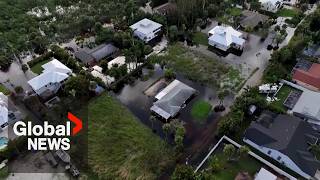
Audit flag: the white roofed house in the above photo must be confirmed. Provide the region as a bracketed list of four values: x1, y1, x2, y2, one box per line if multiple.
[208, 26, 246, 52]
[28, 59, 72, 98]
[0, 93, 21, 132]
[130, 18, 163, 44]
[259, 0, 283, 12]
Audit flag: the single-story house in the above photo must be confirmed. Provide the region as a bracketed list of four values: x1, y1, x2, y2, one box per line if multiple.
[75, 43, 119, 65]
[130, 18, 163, 43]
[151, 80, 196, 120]
[259, 0, 283, 12]
[254, 168, 277, 180]
[208, 26, 246, 51]
[244, 111, 320, 180]
[292, 61, 320, 92]
[28, 59, 72, 97]
[240, 10, 269, 29]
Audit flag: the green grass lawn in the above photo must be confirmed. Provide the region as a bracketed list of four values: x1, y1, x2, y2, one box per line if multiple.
[269, 85, 295, 113]
[87, 93, 175, 179]
[30, 59, 51, 74]
[276, 8, 301, 17]
[0, 84, 10, 95]
[227, 7, 242, 16]
[193, 32, 208, 46]
[209, 152, 261, 179]
[191, 100, 212, 122]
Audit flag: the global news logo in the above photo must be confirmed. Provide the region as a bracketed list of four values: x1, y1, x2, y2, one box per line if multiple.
[12, 112, 82, 151]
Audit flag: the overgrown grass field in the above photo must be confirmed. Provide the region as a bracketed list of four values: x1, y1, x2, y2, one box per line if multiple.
[208, 151, 261, 179]
[0, 84, 10, 95]
[157, 44, 243, 93]
[87, 93, 175, 179]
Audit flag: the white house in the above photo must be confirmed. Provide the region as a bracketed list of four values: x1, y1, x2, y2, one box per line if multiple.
[259, 0, 283, 13]
[28, 59, 72, 96]
[0, 93, 21, 130]
[0, 93, 8, 129]
[208, 26, 245, 51]
[244, 111, 320, 180]
[130, 18, 162, 43]
[255, 168, 277, 180]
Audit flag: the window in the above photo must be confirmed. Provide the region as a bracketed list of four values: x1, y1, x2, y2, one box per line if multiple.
[277, 156, 281, 161]
[267, 150, 271, 155]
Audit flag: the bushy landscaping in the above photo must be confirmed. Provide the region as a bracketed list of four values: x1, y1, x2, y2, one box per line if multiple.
[0, 84, 10, 95]
[192, 32, 208, 46]
[205, 149, 261, 179]
[150, 44, 244, 93]
[87, 93, 175, 179]
[276, 8, 302, 17]
[191, 100, 212, 122]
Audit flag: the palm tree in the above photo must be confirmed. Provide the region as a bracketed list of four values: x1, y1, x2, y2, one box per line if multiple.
[162, 123, 172, 142]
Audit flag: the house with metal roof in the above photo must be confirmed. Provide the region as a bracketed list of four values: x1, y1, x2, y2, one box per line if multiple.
[208, 26, 246, 51]
[244, 111, 320, 180]
[74, 43, 119, 65]
[151, 80, 196, 120]
[130, 18, 163, 43]
[28, 59, 72, 97]
[240, 10, 269, 29]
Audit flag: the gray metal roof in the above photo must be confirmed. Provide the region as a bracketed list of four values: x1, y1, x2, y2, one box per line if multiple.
[151, 80, 196, 120]
[240, 10, 269, 28]
[244, 112, 320, 177]
[74, 50, 94, 64]
[88, 43, 119, 61]
[74, 43, 119, 64]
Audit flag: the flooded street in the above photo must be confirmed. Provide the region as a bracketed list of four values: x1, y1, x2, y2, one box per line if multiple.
[0, 57, 35, 92]
[114, 65, 235, 167]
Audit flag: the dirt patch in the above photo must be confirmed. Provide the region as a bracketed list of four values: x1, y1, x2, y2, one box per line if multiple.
[144, 78, 169, 97]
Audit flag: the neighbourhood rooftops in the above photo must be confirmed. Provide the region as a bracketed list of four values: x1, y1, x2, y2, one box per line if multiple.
[28, 59, 72, 91]
[240, 10, 269, 28]
[75, 43, 119, 64]
[244, 111, 320, 177]
[151, 80, 196, 120]
[208, 26, 245, 47]
[0, 93, 8, 127]
[130, 18, 162, 35]
[293, 62, 320, 90]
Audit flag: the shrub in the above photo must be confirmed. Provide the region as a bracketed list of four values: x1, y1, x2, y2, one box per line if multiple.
[27, 51, 53, 67]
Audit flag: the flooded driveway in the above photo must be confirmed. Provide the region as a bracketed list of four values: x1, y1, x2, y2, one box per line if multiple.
[0, 59, 35, 92]
[114, 65, 235, 166]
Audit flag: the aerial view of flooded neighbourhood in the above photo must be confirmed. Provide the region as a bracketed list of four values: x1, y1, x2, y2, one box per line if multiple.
[0, 0, 320, 179]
